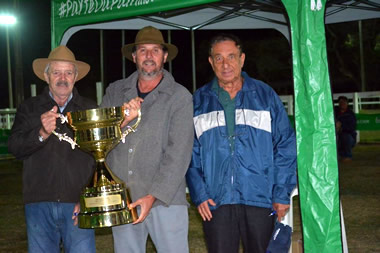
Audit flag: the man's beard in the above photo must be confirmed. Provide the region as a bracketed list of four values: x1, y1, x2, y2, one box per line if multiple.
[56, 80, 69, 87]
[137, 59, 164, 79]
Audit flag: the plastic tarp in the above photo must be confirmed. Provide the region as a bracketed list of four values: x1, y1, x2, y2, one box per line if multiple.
[282, 0, 342, 251]
[51, 0, 218, 48]
[51, 1, 380, 47]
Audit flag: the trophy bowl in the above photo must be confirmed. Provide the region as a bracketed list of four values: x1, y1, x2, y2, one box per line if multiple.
[66, 106, 140, 229]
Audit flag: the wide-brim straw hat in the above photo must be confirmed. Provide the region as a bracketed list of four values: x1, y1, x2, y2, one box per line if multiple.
[122, 26, 178, 62]
[33, 45, 90, 81]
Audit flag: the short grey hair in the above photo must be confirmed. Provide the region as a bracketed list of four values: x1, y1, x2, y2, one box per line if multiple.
[209, 33, 243, 56]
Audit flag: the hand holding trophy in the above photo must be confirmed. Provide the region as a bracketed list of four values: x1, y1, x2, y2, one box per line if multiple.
[54, 99, 142, 229]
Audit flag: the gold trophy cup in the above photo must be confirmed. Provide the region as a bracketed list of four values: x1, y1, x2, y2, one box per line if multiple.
[62, 106, 141, 229]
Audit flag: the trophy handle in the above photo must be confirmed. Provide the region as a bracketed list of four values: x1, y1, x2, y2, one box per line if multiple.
[121, 109, 141, 143]
[52, 114, 78, 149]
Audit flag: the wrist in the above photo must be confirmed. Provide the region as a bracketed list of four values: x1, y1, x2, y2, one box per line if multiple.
[39, 129, 49, 141]
[38, 135, 44, 142]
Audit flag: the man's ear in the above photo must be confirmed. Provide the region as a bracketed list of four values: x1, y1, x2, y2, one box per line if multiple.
[208, 56, 214, 69]
[240, 53, 246, 68]
[43, 72, 50, 84]
[163, 51, 168, 63]
[132, 53, 137, 63]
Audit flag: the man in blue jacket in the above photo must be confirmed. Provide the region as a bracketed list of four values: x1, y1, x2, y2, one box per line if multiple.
[186, 34, 297, 253]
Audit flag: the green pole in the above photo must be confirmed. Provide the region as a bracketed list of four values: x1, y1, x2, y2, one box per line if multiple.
[281, 0, 343, 252]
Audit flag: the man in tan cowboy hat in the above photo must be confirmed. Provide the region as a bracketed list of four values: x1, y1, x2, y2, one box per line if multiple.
[101, 26, 194, 252]
[8, 45, 97, 252]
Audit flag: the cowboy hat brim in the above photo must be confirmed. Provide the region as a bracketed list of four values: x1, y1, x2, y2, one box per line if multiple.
[33, 58, 90, 82]
[121, 41, 178, 62]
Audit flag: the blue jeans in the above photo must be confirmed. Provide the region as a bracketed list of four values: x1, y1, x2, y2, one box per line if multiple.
[25, 202, 95, 253]
[337, 132, 356, 158]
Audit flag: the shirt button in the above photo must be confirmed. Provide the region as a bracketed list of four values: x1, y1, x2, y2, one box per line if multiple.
[128, 171, 133, 175]
[128, 148, 133, 153]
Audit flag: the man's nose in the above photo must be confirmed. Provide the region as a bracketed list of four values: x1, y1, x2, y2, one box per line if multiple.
[222, 58, 230, 67]
[145, 50, 154, 58]
[59, 73, 67, 80]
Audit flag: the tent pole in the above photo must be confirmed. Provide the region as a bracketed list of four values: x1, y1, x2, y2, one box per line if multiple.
[191, 29, 196, 93]
[359, 20, 366, 92]
[122, 30, 126, 79]
[168, 30, 173, 74]
[100, 30, 104, 88]
[282, 0, 343, 251]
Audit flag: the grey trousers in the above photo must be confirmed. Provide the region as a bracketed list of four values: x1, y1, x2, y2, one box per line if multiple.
[112, 205, 189, 253]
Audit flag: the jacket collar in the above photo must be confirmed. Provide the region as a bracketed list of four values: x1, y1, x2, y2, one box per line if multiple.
[40, 86, 82, 113]
[204, 71, 257, 96]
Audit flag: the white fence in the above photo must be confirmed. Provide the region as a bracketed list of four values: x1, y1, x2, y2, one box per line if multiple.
[280, 91, 380, 116]
[1, 91, 379, 130]
[0, 108, 16, 130]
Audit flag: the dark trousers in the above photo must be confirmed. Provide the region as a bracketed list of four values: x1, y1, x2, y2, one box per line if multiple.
[203, 204, 275, 253]
[337, 132, 356, 158]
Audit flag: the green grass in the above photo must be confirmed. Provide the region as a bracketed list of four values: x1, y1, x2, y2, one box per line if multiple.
[1, 144, 379, 252]
[359, 131, 380, 143]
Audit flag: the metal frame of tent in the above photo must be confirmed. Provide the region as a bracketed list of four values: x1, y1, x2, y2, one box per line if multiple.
[54, 0, 380, 92]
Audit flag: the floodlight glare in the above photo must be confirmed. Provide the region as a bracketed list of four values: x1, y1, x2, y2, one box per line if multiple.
[1, 14, 17, 108]
[0, 15, 17, 25]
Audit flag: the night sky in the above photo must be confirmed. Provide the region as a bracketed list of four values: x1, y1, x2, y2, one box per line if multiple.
[0, 0, 292, 109]
[1, 1, 379, 109]
[0, 1, 51, 108]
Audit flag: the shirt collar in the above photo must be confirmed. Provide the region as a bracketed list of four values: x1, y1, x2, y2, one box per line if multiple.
[49, 91, 73, 113]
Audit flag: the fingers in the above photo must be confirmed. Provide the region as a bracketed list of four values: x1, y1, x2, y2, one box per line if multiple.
[121, 97, 143, 128]
[208, 199, 216, 206]
[129, 195, 155, 225]
[40, 106, 60, 137]
[272, 203, 290, 222]
[123, 97, 143, 110]
[197, 199, 214, 222]
[277, 211, 286, 222]
[72, 202, 80, 226]
[50, 106, 58, 113]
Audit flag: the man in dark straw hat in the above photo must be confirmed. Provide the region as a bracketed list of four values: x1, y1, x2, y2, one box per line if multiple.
[8, 45, 97, 252]
[101, 26, 194, 252]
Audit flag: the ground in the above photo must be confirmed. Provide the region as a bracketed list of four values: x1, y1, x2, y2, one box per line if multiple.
[0, 144, 379, 252]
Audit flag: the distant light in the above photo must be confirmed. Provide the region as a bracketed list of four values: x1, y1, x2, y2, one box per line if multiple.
[0, 15, 17, 25]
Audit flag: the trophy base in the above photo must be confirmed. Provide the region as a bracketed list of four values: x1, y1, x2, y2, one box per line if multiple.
[78, 208, 135, 229]
[78, 181, 138, 229]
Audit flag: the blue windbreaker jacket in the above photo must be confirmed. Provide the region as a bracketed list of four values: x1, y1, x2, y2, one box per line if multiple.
[186, 72, 297, 210]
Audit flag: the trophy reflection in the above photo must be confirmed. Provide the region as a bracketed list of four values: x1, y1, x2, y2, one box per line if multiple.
[66, 106, 141, 229]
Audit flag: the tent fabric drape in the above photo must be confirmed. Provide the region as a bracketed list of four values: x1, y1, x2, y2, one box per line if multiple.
[282, 0, 343, 252]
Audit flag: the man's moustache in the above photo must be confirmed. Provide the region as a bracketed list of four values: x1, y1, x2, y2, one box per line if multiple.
[56, 81, 69, 87]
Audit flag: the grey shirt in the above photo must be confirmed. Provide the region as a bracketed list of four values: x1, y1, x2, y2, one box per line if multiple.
[101, 70, 194, 207]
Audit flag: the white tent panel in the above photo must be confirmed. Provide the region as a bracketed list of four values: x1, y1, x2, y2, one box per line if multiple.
[60, 2, 379, 46]
[60, 6, 290, 45]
